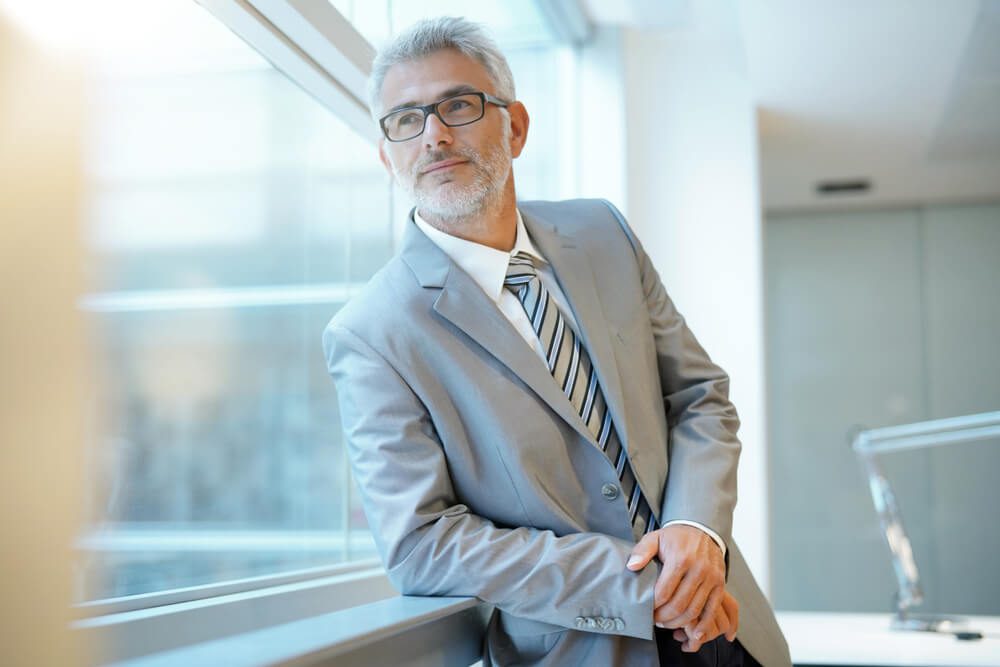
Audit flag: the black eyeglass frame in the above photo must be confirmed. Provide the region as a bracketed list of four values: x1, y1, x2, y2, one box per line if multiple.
[379, 91, 510, 142]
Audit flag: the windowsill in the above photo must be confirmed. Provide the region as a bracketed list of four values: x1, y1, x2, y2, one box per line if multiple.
[101, 595, 489, 667]
[76, 558, 383, 618]
[77, 567, 400, 664]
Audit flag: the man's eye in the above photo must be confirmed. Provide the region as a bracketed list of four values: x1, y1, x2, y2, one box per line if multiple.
[444, 99, 471, 112]
[395, 112, 421, 126]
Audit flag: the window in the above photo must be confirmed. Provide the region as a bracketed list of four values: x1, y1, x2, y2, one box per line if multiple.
[75, 0, 387, 602]
[70, 0, 577, 607]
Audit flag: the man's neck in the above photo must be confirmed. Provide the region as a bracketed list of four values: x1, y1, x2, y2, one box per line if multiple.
[418, 183, 518, 252]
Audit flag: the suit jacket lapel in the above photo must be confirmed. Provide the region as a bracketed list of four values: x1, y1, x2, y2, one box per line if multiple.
[400, 217, 596, 445]
[521, 209, 633, 456]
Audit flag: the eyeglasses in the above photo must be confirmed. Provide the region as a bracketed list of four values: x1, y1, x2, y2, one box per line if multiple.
[379, 91, 510, 142]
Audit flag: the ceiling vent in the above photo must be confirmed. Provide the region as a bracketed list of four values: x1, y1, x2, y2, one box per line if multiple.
[815, 179, 873, 195]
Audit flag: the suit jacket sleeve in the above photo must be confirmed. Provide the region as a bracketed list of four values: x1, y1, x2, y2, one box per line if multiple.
[324, 323, 661, 640]
[602, 200, 741, 551]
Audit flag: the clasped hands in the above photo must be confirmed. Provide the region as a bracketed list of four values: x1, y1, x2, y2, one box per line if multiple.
[626, 524, 738, 653]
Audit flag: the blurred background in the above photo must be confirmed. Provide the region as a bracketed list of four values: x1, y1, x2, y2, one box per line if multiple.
[1, 0, 997, 664]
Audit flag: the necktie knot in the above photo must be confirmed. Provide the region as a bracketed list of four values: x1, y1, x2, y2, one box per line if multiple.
[504, 251, 538, 292]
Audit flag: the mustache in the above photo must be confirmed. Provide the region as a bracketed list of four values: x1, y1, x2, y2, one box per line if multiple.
[414, 147, 479, 175]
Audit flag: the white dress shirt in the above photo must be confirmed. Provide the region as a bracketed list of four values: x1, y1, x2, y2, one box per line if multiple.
[413, 209, 726, 555]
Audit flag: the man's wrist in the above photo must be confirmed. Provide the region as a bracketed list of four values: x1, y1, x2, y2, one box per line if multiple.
[661, 520, 727, 556]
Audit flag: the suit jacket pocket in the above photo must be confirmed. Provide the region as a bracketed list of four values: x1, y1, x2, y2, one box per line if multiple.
[499, 611, 565, 637]
[497, 611, 565, 665]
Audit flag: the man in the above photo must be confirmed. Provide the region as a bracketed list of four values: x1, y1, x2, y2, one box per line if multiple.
[323, 16, 790, 667]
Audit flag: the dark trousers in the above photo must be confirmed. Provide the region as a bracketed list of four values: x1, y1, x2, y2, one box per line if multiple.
[654, 627, 762, 667]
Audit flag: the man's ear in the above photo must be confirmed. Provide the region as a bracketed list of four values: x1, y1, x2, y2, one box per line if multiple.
[507, 101, 530, 159]
[377, 138, 395, 177]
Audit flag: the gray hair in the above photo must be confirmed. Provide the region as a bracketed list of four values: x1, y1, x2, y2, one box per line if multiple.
[367, 16, 516, 119]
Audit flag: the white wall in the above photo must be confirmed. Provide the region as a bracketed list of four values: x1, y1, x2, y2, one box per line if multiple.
[620, 1, 769, 593]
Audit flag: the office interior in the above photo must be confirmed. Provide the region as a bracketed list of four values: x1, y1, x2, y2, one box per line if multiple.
[1, 1, 998, 665]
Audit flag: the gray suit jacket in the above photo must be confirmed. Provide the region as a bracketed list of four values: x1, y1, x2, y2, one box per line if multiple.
[323, 199, 790, 666]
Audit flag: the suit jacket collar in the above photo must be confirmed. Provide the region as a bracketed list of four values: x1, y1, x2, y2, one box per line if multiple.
[399, 205, 632, 454]
[400, 211, 450, 288]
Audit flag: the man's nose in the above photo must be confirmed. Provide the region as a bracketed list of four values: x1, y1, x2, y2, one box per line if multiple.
[422, 112, 453, 148]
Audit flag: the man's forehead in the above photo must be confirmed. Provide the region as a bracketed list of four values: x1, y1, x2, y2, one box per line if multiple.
[379, 49, 494, 110]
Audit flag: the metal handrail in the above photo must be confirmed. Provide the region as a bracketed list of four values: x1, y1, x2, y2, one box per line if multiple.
[851, 410, 1000, 635]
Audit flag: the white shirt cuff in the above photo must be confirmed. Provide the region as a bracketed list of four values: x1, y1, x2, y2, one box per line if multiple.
[662, 520, 727, 556]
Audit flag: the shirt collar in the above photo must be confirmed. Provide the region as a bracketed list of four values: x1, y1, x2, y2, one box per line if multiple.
[412, 208, 546, 303]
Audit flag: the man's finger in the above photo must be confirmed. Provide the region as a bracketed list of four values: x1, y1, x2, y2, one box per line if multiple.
[626, 531, 659, 571]
[721, 592, 740, 641]
[676, 580, 713, 628]
[714, 597, 733, 641]
[652, 561, 685, 609]
[688, 585, 724, 643]
[659, 579, 711, 628]
[692, 589, 730, 644]
[682, 616, 718, 653]
[654, 573, 699, 626]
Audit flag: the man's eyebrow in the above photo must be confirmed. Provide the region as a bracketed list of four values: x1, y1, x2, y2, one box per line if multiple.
[385, 84, 479, 114]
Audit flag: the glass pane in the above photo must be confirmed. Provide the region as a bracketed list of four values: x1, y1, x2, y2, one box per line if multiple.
[330, 0, 556, 49]
[75, 1, 385, 602]
[389, 0, 555, 48]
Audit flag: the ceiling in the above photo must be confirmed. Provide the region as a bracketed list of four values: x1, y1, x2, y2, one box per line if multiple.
[582, 0, 1000, 213]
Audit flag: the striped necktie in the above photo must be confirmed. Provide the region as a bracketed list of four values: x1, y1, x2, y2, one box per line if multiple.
[504, 251, 657, 538]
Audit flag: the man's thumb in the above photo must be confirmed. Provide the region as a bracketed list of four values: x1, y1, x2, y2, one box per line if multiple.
[626, 533, 658, 570]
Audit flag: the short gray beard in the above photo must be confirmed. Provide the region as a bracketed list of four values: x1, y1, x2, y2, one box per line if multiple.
[394, 122, 512, 227]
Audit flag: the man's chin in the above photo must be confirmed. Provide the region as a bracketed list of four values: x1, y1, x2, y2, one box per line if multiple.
[415, 184, 487, 219]
[418, 201, 480, 221]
